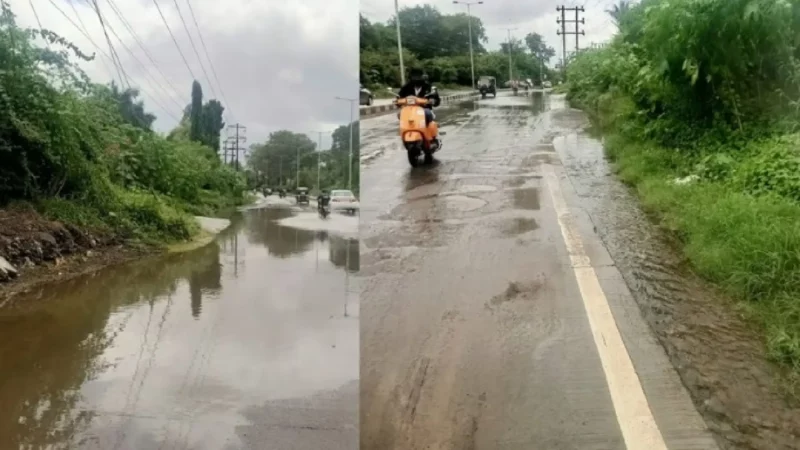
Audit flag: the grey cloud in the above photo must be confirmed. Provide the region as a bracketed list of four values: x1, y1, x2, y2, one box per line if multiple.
[13, 0, 358, 146]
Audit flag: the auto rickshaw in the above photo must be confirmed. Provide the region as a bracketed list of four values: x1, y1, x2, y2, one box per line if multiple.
[295, 187, 310, 205]
[477, 76, 497, 99]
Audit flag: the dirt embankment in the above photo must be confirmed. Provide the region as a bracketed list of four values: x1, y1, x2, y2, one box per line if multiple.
[0, 206, 152, 306]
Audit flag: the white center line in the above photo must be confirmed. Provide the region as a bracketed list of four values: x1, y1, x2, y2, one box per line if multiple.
[542, 163, 668, 450]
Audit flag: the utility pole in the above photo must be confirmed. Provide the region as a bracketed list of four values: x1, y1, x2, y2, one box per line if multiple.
[504, 27, 518, 84]
[335, 96, 356, 191]
[556, 5, 585, 76]
[316, 131, 325, 193]
[453, 1, 483, 92]
[394, 0, 405, 85]
[227, 124, 246, 171]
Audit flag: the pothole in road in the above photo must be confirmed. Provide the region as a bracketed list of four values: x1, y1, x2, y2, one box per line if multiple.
[499, 217, 539, 236]
[511, 188, 540, 210]
[439, 184, 497, 196]
[442, 195, 487, 212]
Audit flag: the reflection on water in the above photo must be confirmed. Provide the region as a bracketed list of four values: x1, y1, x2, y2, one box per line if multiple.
[0, 207, 359, 449]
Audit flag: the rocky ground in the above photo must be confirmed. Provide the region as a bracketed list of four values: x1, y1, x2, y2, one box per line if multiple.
[0, 206, 148, 307]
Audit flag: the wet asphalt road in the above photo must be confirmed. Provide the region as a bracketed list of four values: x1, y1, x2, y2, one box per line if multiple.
[360, 93, 720, 449]
[0, 205, 358, 449]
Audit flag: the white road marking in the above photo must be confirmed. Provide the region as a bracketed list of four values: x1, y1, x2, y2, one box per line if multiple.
[542, 163, 668, 450]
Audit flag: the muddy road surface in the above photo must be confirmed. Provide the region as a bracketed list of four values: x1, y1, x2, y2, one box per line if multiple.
[0, 206, 359, 450]
[360, 93, 800, 449]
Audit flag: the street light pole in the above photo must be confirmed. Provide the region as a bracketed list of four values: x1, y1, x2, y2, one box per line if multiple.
[335, 97, 357, 191]
[316, 131, 324, 193]
[394, 0, 405, 85]
[505, 27, 518, 84]
[453, 1, 483, 92]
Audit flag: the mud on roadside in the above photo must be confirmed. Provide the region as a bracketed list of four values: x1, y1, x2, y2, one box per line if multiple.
[0, 206, 155, 308]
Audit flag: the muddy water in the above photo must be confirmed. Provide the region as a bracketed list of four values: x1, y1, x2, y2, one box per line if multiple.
[0, 207, 359, 449]
[549, 97, 800, 449]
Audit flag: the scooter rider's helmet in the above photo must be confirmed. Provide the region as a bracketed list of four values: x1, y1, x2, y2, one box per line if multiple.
[409, 68, 424, 83]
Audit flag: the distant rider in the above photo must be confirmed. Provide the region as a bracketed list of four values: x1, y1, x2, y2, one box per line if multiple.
[397, 68, 441, 127]
[317, 189, 331, 210]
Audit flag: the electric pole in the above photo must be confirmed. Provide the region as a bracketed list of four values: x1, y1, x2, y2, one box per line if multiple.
[316, 131, 325, 193]
[556, 5, 585, 76]
[227, 124, 246, 171]
[504, 28, 518, 84]
[453, 1, 484, 92]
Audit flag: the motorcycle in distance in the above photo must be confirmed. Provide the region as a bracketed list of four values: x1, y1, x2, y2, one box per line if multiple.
[390, 88, 443, 168]
[318, 202, 331, 218]
[317, 192, 331, 218]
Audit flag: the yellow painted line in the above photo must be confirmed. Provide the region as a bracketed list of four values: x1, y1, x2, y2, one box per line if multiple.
[542, 164, 668, 450]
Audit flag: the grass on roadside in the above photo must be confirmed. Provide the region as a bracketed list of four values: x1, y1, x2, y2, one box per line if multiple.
[601, 129, 800, 388]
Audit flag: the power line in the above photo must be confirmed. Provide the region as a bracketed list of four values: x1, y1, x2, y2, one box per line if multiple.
[89, 0, 128, 87]
[46, 0, 181, 124]
[92, 2, 186, 113]
[46, 0, 119, 79]
[89, 0, 184, 124]
[105, 0, 187, 109]
[171, 0, 217, 100]
[28, 0, 50, 50]
[151, 0, 198, 81]
[184, 0, 234, 121]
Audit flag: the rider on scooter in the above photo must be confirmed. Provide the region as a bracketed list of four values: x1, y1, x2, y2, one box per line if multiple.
[317, 189, 330, 211]
[397, 68, 441, 127]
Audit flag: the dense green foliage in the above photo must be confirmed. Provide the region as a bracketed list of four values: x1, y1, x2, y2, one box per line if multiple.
[565, 0, 800, 378]
[360, 7, 556, 89]
[0, 2, 245, 242]
[247, 122, 360, 195]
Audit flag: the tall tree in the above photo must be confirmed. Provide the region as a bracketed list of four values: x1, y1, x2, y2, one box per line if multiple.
[108, 82, 156, 130]
[524, 32, 556, 62]
[189, 80, 203, 143]
[330, 121, 360, 153]
[606, 1, 632, 27]
[200, 100, 225, 153]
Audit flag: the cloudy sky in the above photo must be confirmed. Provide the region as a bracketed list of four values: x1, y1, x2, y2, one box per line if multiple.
[361, 0, 619, 65]
[10, 0, 358, 148]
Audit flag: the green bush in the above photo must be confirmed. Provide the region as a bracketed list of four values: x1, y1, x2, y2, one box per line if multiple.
[0, 1, 245, 243]
[565, 0, 800, 377]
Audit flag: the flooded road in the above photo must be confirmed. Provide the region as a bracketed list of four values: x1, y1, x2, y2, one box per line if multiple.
[0, 206, 359, 449]
[358, 92, 798, 449]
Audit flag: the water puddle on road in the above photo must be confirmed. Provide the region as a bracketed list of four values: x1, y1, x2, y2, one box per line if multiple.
[0, 207, 359, 449]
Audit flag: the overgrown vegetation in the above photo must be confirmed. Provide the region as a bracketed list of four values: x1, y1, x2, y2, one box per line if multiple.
[564, 0, 800, 377]
[360, 7, 558, 89]
[0, 1, 245, 244]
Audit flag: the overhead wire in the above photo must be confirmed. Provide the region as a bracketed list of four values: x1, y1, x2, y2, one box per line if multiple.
[171, 0, 216, 100]
[45, 0, 181, 123]
[28, 0, 50, 49]
[104, 0, 188, 111]
[45, 0, 117, 79]
[89, 0, 128, 87]
[93, 1, 186, 113]
[184, 0, 234, 121]
[151, 0, 198, 82]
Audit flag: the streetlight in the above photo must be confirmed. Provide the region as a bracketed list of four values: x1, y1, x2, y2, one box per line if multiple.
[394, 0, 405, 85]
[504, 27, 518, 84]
[335, 96, 356, 191]
[453, 0, 483, 92]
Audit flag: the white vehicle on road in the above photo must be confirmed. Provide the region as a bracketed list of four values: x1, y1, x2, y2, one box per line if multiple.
[330, 189, 359, 215]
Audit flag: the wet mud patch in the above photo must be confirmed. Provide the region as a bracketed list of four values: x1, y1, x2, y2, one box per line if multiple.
[503, 177, 527, 188]
[486, 278, 544, 309]
[498, 217, 539, 236]
[362, 223, 463, 250]
[511, 188, 540, 210]
[520, 152, 561, 168]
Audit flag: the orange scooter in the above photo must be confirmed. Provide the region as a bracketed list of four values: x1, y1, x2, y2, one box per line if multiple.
[392, 91, 443, 167]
